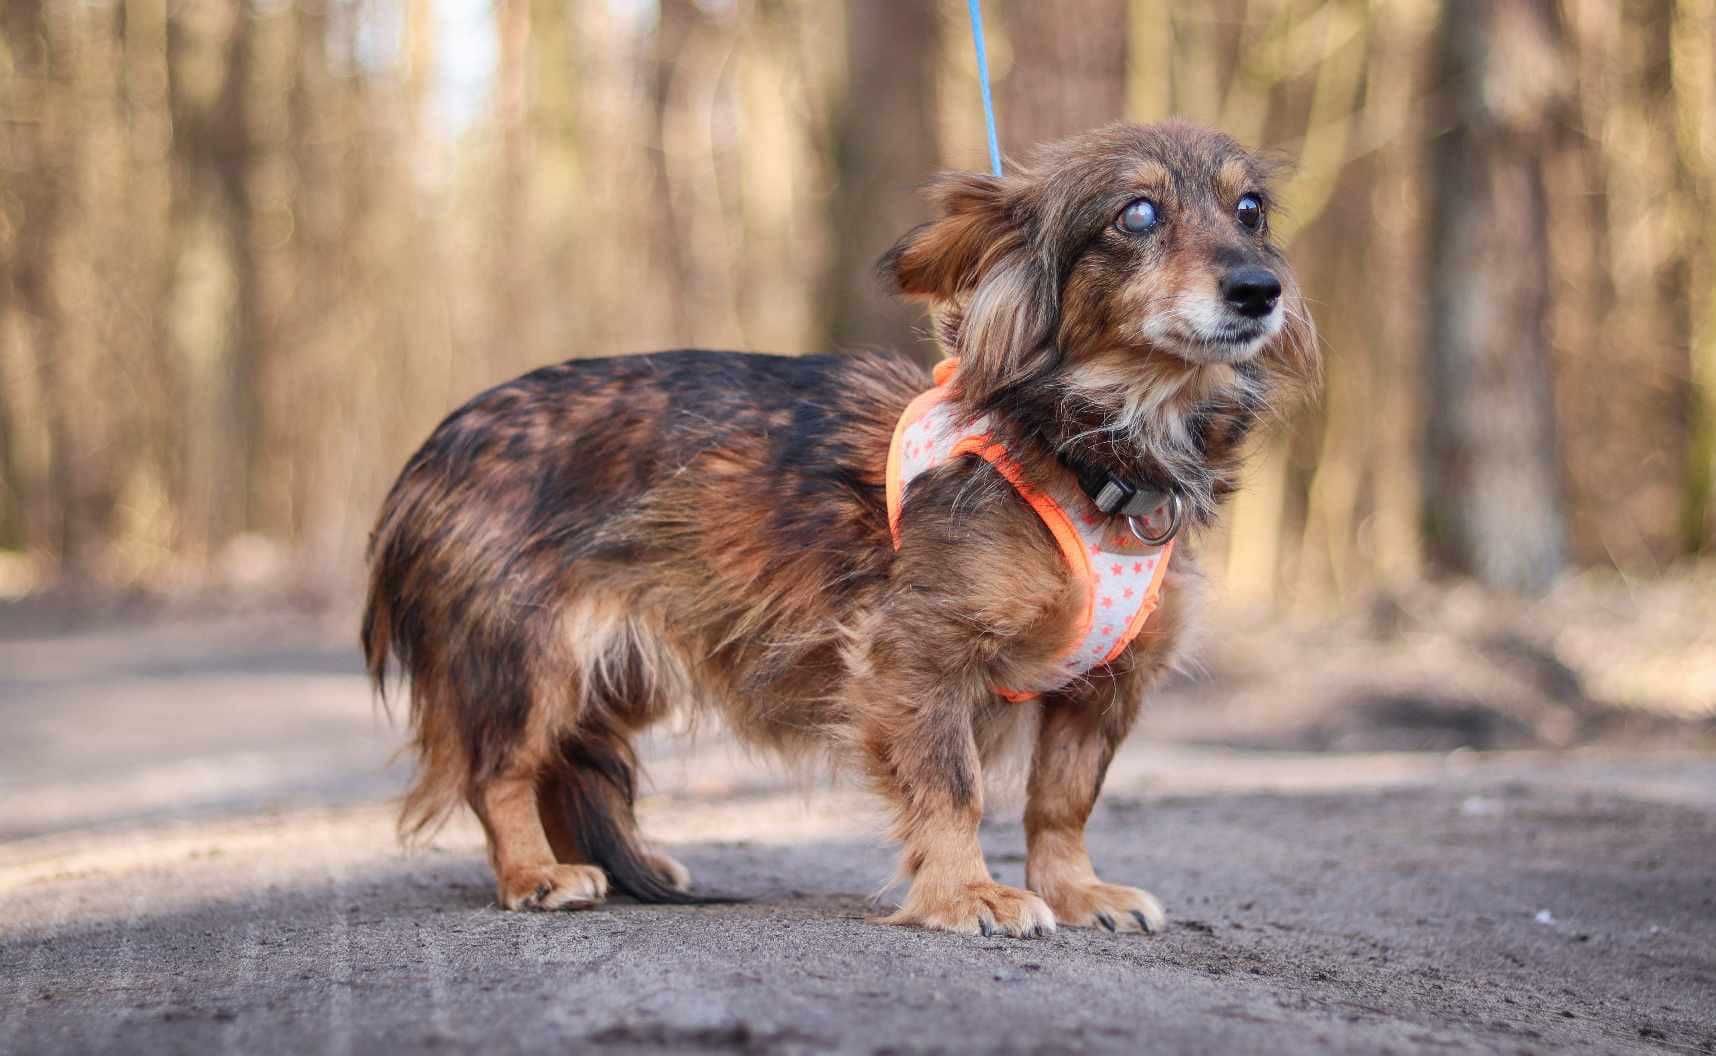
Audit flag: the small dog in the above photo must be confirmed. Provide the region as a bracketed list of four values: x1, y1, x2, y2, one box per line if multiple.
[363, 121, 1316, 936]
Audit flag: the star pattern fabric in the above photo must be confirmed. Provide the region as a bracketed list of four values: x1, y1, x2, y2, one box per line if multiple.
[888, 363, 1173, 696]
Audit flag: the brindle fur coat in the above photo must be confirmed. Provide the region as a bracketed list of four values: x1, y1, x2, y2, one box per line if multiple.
[363, 121, 1317, 936]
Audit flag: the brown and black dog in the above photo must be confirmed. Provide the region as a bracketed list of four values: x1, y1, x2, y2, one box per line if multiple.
[362, 121, 1317, 937]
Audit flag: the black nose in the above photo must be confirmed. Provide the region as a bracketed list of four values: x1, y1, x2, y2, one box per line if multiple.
[1221, 266, 1282, 318]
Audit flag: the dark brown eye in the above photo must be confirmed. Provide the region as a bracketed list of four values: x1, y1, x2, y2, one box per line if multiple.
[1236, 193, 1264, 230]
[1117, 198, 1159, 234]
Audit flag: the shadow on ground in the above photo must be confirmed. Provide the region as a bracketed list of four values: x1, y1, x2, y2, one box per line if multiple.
[4, 783, 1714, 1055]
[2, 602, 1714, 1054]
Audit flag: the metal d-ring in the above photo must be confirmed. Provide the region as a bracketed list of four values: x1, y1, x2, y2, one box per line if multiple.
[1126, 492, 1183, 547]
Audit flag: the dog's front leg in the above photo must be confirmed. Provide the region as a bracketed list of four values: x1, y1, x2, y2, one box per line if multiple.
[1024, 686, 1165, 933]
[853, 628, 1056, 939]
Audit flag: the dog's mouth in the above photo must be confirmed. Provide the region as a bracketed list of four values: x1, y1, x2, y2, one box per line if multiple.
[1143, 303, 1283, 365]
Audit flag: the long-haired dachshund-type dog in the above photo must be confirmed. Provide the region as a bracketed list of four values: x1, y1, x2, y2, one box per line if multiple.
[363, 121, 1317, 937]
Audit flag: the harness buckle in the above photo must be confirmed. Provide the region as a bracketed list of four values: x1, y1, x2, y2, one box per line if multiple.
[1126, 492, 1183, 547]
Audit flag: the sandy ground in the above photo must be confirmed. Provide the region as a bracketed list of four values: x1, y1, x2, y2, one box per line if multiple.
[2, 603, 1714, 1055]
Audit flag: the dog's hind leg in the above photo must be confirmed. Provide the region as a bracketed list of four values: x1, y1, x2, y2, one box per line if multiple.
[470, 770, 610, 911]
[526, 592, 705, 903]
[536, 721, 701, 903]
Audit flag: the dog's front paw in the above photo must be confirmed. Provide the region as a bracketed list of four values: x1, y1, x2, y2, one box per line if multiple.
[1040, 881, 1166, 934]
[882, 881, 1057, 938]
[498, 864, 608, 911]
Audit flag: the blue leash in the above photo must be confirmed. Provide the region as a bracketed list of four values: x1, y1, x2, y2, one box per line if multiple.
[966, 0, 1003, 176]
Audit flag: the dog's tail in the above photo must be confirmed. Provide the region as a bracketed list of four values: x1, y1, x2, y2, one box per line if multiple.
[546, 726, 734, 905]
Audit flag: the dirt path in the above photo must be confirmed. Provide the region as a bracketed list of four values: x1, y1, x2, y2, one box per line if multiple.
[2, 608, 1713, 1054]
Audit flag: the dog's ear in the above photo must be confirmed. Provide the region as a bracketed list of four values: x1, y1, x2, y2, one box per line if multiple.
[879, 172, 1059, 404]
[880, 172, 1012, 301]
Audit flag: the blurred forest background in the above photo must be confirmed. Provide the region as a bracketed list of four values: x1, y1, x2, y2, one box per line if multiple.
[2, 0, 1715, 615]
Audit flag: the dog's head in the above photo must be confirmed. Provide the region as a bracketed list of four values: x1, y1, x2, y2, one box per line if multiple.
[882, 121, 1318, 480]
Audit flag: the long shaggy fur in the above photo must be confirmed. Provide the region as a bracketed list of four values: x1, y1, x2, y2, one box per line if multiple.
[363, 121, 1318, 929]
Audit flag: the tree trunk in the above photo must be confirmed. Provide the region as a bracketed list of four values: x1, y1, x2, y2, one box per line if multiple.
[165, 0, 260, 552]
[1, 0, 85, 568]
[1674, 0, 1716, 554]
[1423, 0, 1568, 594]
[995, 0, 1127, 150]
[215, 6, 261, 536]
[819, 0, 940, 363]
[0, 0, 52, 552]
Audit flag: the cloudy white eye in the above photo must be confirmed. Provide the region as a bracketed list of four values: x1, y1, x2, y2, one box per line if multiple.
[1236, 193, 1264, 230]
[1117, 198, 1159, 234]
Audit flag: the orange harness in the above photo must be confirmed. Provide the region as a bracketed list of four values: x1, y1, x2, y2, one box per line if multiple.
[885, 359, 1175, 700]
